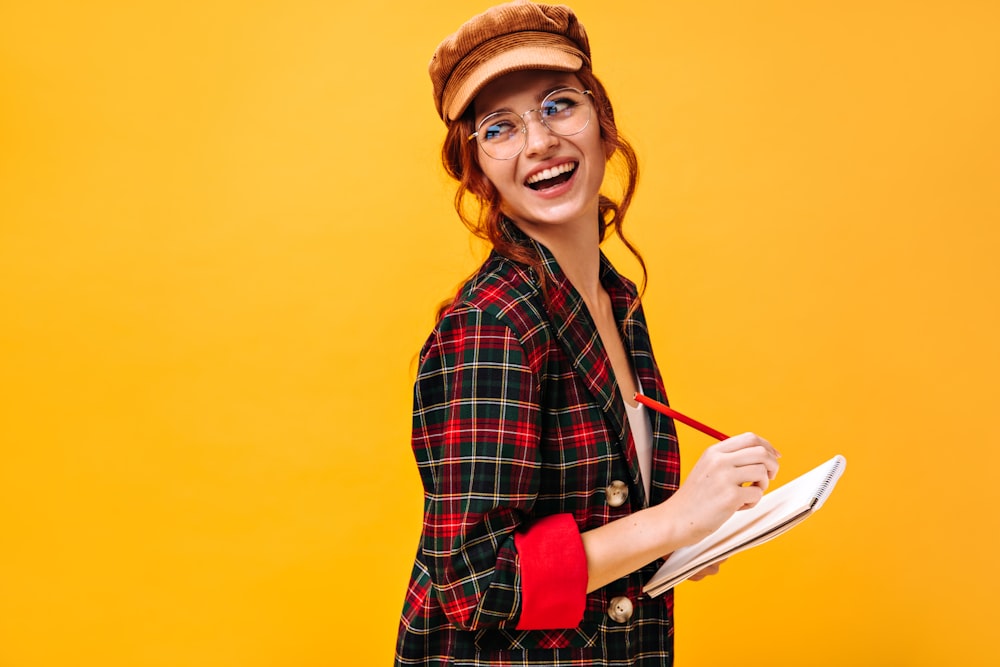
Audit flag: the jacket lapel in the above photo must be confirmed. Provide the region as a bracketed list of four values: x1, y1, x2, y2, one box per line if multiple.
[529, 238, 645, 503]
[603, 258, 651, 507]
[620, 296, 681, 507]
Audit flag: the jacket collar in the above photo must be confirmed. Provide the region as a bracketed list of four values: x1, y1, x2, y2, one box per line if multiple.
[508, 223, 654, 504]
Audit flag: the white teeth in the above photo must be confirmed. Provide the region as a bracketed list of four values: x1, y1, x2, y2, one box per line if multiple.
[526, 162, 576, 185]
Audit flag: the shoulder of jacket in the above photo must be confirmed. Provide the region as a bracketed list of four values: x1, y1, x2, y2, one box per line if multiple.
[450, 254, 546, 330]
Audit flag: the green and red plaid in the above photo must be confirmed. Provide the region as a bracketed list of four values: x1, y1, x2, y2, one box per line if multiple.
[397, 234, 681, 666]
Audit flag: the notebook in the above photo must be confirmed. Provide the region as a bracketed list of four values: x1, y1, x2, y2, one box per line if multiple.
[643, 454, 847, 597]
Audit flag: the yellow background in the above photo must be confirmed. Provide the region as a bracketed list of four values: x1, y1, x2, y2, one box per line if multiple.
[2, 1, 998, 665]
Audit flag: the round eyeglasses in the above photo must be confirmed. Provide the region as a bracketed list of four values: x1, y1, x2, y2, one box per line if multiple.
[468, 88, 594, 160]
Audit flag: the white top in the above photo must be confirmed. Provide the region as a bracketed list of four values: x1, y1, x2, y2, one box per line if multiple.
[624, 396, 654, 501]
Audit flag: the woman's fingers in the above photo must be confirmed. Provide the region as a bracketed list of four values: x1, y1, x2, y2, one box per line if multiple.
[738, 463, 773, 492]
[708, 435, 780, 507]
[689, 559, 729, 581]
[715, 432, 781, 459]
[688, 562, 721, 581]
[668, 433, 782, 542]
[736, 480, 766, 510]
[727, 447, 781, 480]
[709, 434, 781, 484]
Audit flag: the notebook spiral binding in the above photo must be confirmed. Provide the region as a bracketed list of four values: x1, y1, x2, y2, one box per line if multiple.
[811, 455, 846, 511]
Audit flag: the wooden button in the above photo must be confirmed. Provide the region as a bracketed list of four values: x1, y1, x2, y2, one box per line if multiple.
[605, 480, 628, 507]
[607, 596, 634, 623]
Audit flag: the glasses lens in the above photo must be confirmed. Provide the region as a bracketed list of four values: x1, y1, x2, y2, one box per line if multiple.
[477, 112, 524, 159]
[541, 89, 591, 137]
[473, 89, 592, 159]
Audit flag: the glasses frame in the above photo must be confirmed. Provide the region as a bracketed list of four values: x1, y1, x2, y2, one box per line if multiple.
[468, 88, 594, 160]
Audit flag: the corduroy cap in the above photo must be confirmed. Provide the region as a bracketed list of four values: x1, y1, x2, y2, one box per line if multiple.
[429, 0, 591, 123]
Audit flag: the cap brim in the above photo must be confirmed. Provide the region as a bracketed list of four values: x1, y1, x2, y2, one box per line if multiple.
[445, 46, 583, 122]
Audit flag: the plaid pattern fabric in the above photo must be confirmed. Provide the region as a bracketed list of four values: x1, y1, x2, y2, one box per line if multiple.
[397, 235, 682, 666]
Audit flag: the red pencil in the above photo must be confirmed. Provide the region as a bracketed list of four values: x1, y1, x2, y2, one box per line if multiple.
[633, 393, 730, 441]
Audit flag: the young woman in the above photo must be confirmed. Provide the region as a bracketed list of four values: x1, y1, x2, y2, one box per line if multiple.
[396, 2, 780, 665]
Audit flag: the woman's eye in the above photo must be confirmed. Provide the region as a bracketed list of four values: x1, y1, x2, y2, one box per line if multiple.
[483, 120, 518, 141]
[543, 98, 575, 116]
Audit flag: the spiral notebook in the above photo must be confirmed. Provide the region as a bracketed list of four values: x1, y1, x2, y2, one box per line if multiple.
[643, 454, 847, 597]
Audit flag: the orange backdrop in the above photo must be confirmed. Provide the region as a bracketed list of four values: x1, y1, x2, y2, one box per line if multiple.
[2, 1, 998, 665]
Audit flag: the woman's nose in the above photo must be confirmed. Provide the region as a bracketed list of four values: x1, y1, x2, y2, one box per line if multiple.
[522, 112, 559, 156]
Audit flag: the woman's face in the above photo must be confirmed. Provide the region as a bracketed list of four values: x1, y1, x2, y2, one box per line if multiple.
[472, 69, 609, 236]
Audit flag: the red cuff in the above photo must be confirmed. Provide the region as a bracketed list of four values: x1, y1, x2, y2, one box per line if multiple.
[513, 513, 587, 630]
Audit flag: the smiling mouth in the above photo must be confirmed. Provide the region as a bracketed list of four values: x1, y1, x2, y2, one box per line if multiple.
[525, 162, 577, 191]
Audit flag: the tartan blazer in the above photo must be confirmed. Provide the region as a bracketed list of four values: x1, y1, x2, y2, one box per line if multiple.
[397, 234, 681, 666]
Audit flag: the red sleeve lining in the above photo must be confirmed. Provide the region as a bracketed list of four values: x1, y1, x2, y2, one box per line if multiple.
[513, 513, 587, 630]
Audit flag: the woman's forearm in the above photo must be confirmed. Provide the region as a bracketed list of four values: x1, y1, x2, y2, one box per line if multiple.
[579, 501, 684, 593]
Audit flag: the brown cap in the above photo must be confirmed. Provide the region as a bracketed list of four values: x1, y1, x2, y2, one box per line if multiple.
[429, 1, 592, 123]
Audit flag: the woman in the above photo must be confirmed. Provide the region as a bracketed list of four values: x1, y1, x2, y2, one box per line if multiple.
[396, 2, 780, 665]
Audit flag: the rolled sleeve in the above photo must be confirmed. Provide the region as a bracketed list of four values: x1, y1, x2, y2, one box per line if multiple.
[514, 513, 588, 630]
[414, 306, 545, 630]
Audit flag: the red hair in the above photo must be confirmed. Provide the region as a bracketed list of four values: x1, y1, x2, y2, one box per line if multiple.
[436, 67, 646, 322]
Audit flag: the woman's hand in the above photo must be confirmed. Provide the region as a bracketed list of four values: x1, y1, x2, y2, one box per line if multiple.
[580, 433, 778, 593]
[688, 559, 727, 582]
[660, 433, 781, 546]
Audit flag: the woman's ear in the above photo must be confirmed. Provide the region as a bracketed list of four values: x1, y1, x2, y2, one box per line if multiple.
[603, 134, 618, 160]
[601, 123, 619, 160]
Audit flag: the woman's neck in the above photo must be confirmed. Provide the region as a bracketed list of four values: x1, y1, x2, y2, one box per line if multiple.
[510, 214, 604, 305]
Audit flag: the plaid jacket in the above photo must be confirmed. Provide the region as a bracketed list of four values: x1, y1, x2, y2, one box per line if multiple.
[397, 235, 681, 666]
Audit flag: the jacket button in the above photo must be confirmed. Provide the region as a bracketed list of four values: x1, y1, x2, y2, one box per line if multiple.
[607, 596, 634, 623]
[605, 480, 628, 507]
